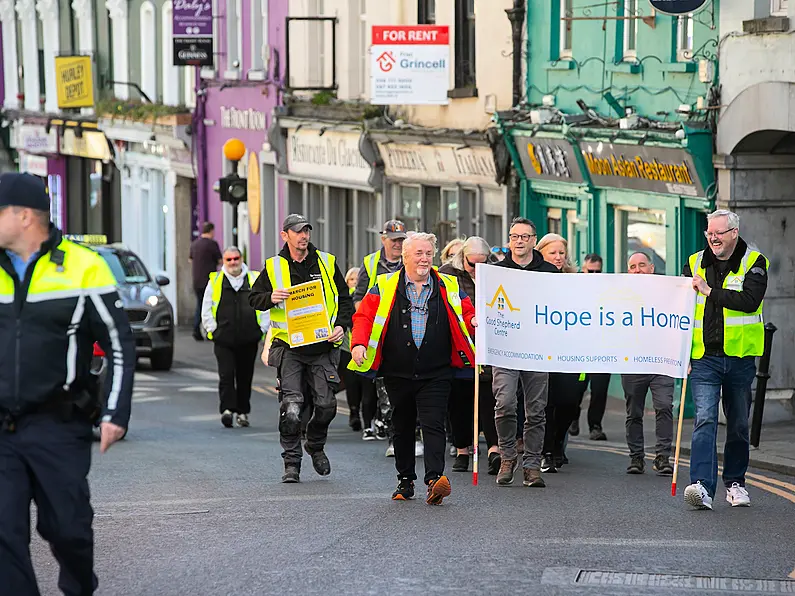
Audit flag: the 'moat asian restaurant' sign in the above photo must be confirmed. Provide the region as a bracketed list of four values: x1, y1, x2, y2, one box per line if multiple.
[580, 142, 705, 197]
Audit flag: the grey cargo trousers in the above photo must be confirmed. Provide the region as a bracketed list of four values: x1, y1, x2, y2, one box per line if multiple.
[493, 368, 549, 470]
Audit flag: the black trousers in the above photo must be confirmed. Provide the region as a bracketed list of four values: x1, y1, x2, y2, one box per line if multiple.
[384, 376, 451, 484]
[578, 373, 611, 430]
[0, 413, 96, 596]
[448, 377, 498, 449]
[193, 288, 204, 336]
[214, 342, 260, 414]
[339, 351, 378, 427]
[544, 373, 587, 457]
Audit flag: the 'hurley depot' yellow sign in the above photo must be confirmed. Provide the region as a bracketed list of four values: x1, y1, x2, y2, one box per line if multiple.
[55, 56, 94, 109]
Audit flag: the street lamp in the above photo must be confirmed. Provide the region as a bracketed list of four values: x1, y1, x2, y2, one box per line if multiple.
[220, 138, 247, 247]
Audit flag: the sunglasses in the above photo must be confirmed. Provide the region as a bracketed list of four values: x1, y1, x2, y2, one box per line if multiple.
[225, 256, 240, 262]
[491, 247, 510, 254]
[585, 268, 602, 273]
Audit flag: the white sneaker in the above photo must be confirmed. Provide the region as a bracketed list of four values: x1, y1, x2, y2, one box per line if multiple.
[726, 482, 751, 507]
[684, 481, 713, 510]
[236, 413, 249, 427]
[414, 441, 424, 457]
[385, 443, 395, 457]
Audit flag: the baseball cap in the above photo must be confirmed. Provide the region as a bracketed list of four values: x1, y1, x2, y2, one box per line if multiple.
[381, 219, 407, 239]
[0, 172, 50, 212]
[282, 213, 312, 233]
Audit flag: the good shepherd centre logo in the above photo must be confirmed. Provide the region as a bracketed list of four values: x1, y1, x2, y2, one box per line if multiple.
[377, 51, 396, 72]
[486, 285, 519, 313]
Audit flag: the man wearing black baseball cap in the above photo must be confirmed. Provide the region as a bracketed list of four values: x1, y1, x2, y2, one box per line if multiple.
[0, 172, 135, 594]
[250, 213, 352, 483]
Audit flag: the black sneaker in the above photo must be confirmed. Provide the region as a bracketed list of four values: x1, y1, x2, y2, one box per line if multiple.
[221, 410, 234, 428]
[305, 446, 331, 476]
[589, 426, 608, 441]
[569, 419, 580, 437]
[392, 478, 415, 501]
[541, 454, 557, 473]
[627, 456, 645, 474]
[487, 452, 501, 476]
[349, 415, 362, 432]
[374, 420, 388, 440]
[281, 465, 300, 483]
[452, 454, 469, 472]
[554, 455, 566, 469]
[653, 454, 674, 476]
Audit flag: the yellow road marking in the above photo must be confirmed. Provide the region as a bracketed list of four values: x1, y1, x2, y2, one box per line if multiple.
[746, 471, 795, 493]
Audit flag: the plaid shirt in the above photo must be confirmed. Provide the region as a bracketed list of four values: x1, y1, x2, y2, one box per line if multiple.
[405, 272, 432, 347]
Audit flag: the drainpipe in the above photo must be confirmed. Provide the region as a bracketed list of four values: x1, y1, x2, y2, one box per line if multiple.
[194, 72, 208, 230]
[505, 0, 526, 108]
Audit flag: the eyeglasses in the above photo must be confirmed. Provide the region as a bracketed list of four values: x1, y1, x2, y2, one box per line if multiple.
[509, 233, 536, 242]
[224, 256, 240, 262]
[704, 228, 736, 239]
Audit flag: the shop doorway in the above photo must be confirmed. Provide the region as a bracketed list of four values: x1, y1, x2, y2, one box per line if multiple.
[614, 206, 666, 273]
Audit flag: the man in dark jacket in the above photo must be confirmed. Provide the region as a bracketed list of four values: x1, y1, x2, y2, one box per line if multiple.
[492, 217, 558, 488]
[249, 214, 353, 483]
[202, 246, 268, 428]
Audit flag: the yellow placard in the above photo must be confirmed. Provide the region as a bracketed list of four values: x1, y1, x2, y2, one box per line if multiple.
[285, 280, 332, 348]
[55, 56, 94, 109]
[247, 152, 261, 234]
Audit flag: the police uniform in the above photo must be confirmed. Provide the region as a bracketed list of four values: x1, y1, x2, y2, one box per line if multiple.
[249, 215, 352, 482]
[0, 173, 135, 596]
[682, 237, 768, 502]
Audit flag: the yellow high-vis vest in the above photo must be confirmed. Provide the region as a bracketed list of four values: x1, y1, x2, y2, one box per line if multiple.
[206, 270, 263, 340]
[363, 250, 381, 290]
[689, 248, 768, 359]
[265, 251, 341, 347]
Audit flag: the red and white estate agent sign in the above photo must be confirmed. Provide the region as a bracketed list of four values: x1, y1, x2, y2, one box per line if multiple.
[371, 26, 450, 105]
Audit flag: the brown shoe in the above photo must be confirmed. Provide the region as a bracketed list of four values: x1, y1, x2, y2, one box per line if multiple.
[496, 457, 518, 486]
[523, 468, 546, 488]
[426, 475, 451, 505]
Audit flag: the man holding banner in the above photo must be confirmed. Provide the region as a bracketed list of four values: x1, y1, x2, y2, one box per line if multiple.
[250, 214, 353, 484]
[682, 210, 768, 511]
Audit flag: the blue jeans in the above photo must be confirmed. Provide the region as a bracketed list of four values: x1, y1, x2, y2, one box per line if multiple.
[689, 355, 756, 497]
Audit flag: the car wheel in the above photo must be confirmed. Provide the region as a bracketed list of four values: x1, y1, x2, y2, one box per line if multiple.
[150, 348, 173, 371]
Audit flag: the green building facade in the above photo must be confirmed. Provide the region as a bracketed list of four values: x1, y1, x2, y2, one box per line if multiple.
[499, 0, 721, 276]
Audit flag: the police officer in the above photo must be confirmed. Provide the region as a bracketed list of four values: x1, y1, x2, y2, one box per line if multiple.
[202, 246, 269, 428]
[0, 173, 135, 595]
[682, 209, 768, 511]
[249, 214, 352, 483]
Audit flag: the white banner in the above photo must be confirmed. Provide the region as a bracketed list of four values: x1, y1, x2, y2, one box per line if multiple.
[474, 266, 696, 378]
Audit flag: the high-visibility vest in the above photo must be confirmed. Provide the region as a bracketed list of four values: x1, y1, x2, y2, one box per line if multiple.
[265, 251, 341, 347]
[363, 250, 381, 290]
[348, 271, 475, 373]
[343, 286, 355, 351]
[689, 248, 768, 359]
[206, 270, 263, 340]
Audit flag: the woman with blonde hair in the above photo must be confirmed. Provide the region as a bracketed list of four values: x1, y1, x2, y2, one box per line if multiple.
[536, 233, 587, 473]
[440, 237, 465, 266]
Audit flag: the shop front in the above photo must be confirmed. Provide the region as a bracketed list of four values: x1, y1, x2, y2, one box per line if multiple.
[200, 89, 278, 270]
[370, 134, 508, 252]
[271, 122, 379, 271]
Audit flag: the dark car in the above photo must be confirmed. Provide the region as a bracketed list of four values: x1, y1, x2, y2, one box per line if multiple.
[66, 236, 175, 370]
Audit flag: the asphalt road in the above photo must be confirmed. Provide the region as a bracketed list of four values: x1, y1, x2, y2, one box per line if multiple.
[30, 363, 795, 596]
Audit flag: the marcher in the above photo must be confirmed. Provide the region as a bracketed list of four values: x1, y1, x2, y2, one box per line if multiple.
[353, 220, 407, 448]
[682, 210, 768, 510]
[189, 222, 222, 341]
[439, 236, 501, 475]
[622, 252, 674, 476]
[571, 253, 609, 441]
[440, 237, 464, 266]
[350, 232, 476, 505]
[249, 214, 353, 483]
[536, 233, 585, 473]
[492, 218, 558, 487]
[0, 173, 135, 595]
[202, 246, 268, 428]
[340, 267, 365, 432]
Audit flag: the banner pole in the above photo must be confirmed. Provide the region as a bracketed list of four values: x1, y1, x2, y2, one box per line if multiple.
[671, 375, 689, 497]
[472, 365, 480, 486]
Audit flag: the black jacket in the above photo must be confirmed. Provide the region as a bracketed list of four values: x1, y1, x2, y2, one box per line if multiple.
[682, 237, 768, 357]
[494, 249, 560, 273]
[378, 272, 453, 380]
[212, 275, 262, 347]
[249, 243, 353, 356]
[0, 227, 135, 426]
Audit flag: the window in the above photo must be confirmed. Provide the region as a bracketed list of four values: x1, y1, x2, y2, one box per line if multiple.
[614, 206, 666, 274]
[101, 252, 151, 284]
[623, 0, 638, 61]
[184, 67, 196, 108]
[140, 2, 157, 101]
[162, 2, 180, 105]
[676, 13, 694, 62]
[398, 185, 421, 231]
[225, 0, 242, 78]
[772, 0, 789, 16]
[560, 0, 573, 59]
[454, 0, 476, 89]
[358, 1, 367, 97]
[418, 0, 435, 24]
[249, 0, 269, 76]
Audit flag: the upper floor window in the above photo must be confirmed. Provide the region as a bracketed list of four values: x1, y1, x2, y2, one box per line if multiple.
[772, 0, 789, 15]
[225, 0, 242, 78]
[418, 0, 435, 24]
[676, 13, 694, 62]
[560, 0, 573, 59]
[140, 2, 158, 100]
[249, 0, 269, 77]
[623, 0, 638, 61]
[454, 0, 476, 89]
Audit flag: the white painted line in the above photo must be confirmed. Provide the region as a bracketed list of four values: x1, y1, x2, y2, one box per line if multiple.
[179, 368, 219, 381]
[134, 373, 159, 382]
[180, 414, 223, 422]
[132, 387, 157, 393]
[178, 386, 216, 393]
[132, 396, 167, 403]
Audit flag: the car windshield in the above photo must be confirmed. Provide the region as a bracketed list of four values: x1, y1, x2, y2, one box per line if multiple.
[101, 252, 151, 284]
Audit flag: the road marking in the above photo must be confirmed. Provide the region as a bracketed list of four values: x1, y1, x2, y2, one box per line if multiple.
[132, 387, 156, 393]
[178, 386, 215, 393]
[134, 373, 159, 382]
[179, 368, 219, 381]
[180, 414, 223, 422]
[132, 396, 167, 403]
